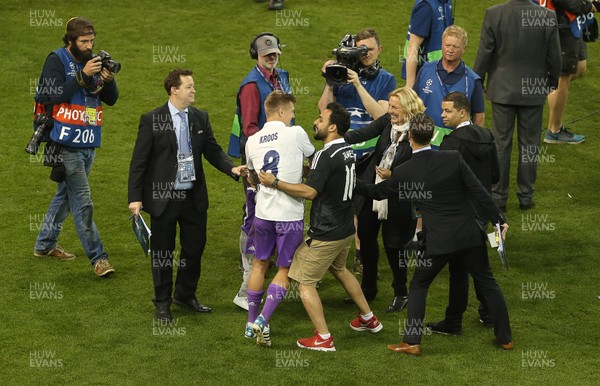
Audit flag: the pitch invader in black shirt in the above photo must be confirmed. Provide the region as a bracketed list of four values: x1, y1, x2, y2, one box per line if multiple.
[305, 136, 355, 242]
[259, 102, 383, 352]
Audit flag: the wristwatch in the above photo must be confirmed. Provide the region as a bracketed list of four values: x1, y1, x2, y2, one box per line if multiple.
[272, 177, 279, 189]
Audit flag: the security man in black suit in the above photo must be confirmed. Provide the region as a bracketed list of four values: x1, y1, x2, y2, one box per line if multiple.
[432, 91, 501, 331]
[356, 113, 512, 355]
[128, 69, 245, 322]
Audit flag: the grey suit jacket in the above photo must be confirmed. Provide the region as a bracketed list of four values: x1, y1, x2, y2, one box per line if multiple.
[473, 0, 562, 106]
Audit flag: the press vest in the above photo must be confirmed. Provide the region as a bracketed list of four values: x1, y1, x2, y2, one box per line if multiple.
[402, 0, 453, 79]
[227, 66, 291, 158]
[47, 48, 102, 148]
[417, 60, 480, 149]
[532, 0, 595, 38]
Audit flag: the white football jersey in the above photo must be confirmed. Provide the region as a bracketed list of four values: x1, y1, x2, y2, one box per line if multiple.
[245, 121, 315, 221]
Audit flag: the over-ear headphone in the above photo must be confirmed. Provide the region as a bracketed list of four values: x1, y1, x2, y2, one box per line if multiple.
[249, 32, 281, 60]
[358, 60, 381, 80]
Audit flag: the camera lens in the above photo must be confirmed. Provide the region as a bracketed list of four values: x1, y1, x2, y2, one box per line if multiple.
[325, 65, 348, 86]
[105, 60, 121, 73]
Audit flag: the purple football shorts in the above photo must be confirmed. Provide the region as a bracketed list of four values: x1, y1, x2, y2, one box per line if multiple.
[253, 218, 304, 267]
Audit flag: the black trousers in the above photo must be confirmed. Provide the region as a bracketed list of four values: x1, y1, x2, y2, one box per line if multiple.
[150, 193, 207, 307]
[357, 204, 408, 300]
[444, 259, 490, 326]
[443, 201, 493, 324]
[403, 243, 511, 345]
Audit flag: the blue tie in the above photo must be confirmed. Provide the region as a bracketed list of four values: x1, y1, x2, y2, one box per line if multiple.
[177, 111, 191, 156]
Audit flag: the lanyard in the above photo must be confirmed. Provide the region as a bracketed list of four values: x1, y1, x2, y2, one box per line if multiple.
[435, 63, 469, 96]
[255, 65, 279, 91]
[176, 113, 192, 154]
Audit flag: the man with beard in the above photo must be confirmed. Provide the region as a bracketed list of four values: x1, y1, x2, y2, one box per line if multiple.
[33, 17, 119, 277]
[259, 102, 383, 352]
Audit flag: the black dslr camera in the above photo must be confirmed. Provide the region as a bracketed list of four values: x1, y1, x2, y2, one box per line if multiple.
[324, 34, 368, 86]
[25, 114, 50, 155]
[93, 50, 121, 73]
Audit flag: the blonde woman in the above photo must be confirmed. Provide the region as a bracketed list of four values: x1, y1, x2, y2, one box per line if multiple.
[344, 87, 425, 312]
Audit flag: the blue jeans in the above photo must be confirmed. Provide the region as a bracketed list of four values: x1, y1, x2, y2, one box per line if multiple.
[35, 147, 108, 264]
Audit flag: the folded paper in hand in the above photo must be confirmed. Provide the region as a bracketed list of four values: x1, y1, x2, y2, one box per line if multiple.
[487, 223, 508, 271]
[132, 214, 151, 256]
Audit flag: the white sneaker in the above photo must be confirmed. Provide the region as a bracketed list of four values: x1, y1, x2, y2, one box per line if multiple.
[233, 294, 249, 311]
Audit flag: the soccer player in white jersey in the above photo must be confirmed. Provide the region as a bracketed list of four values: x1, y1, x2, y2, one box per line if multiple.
[244, 90, 315, 347]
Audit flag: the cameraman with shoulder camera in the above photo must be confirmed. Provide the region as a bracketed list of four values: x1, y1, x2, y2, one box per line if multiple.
[318, 28, 396, 280]
[33, 17, 119, 277]
[319, 29, 396, 160]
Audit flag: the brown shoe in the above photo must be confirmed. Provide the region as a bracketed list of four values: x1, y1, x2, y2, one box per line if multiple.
[387, 342, 421, 356]
[94, 259, 115, 277]
[34, 245, 76, 261]
[500, 341, 514, 350]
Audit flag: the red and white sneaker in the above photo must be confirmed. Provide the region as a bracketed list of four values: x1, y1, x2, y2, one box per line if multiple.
[350, 313, 383, 333]
[297, 330, 336, 352]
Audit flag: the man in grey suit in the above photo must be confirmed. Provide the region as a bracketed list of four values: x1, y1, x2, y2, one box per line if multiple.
[473, 0, 561, 211]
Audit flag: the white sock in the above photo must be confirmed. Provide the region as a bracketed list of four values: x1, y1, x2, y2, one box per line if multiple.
[361, 312, 373, 320]
[318, 332, 331, 340]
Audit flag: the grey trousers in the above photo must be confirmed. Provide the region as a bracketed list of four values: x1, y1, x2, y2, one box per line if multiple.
[491, 102, 544, 208]
[237, 230, 254, 297]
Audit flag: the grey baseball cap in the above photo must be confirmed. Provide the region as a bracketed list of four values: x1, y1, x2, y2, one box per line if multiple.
[255, 35, 281, 56]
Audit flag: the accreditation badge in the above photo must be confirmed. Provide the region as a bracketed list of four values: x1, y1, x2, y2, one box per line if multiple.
[84, 96, 98, 125]
[177, 153, 196, 182]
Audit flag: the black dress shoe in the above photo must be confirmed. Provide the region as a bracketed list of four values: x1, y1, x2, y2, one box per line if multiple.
[173, 298, 212, 313]
[519, 201, 535, 210]
[426, 320, 462, 336]
[155, 306, 173, 322]
[386, 296, 408, 313]
[268, 0, 284, 10]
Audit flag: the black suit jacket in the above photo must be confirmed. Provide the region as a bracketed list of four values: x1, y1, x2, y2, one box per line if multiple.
[357, 150, 503, 256]
[128, 103, 237, 217]
[439, 124, 499, 193]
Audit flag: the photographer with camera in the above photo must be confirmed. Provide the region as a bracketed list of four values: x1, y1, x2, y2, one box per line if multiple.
[32, 16, 119, 277]
[318, 29, 396, 278]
